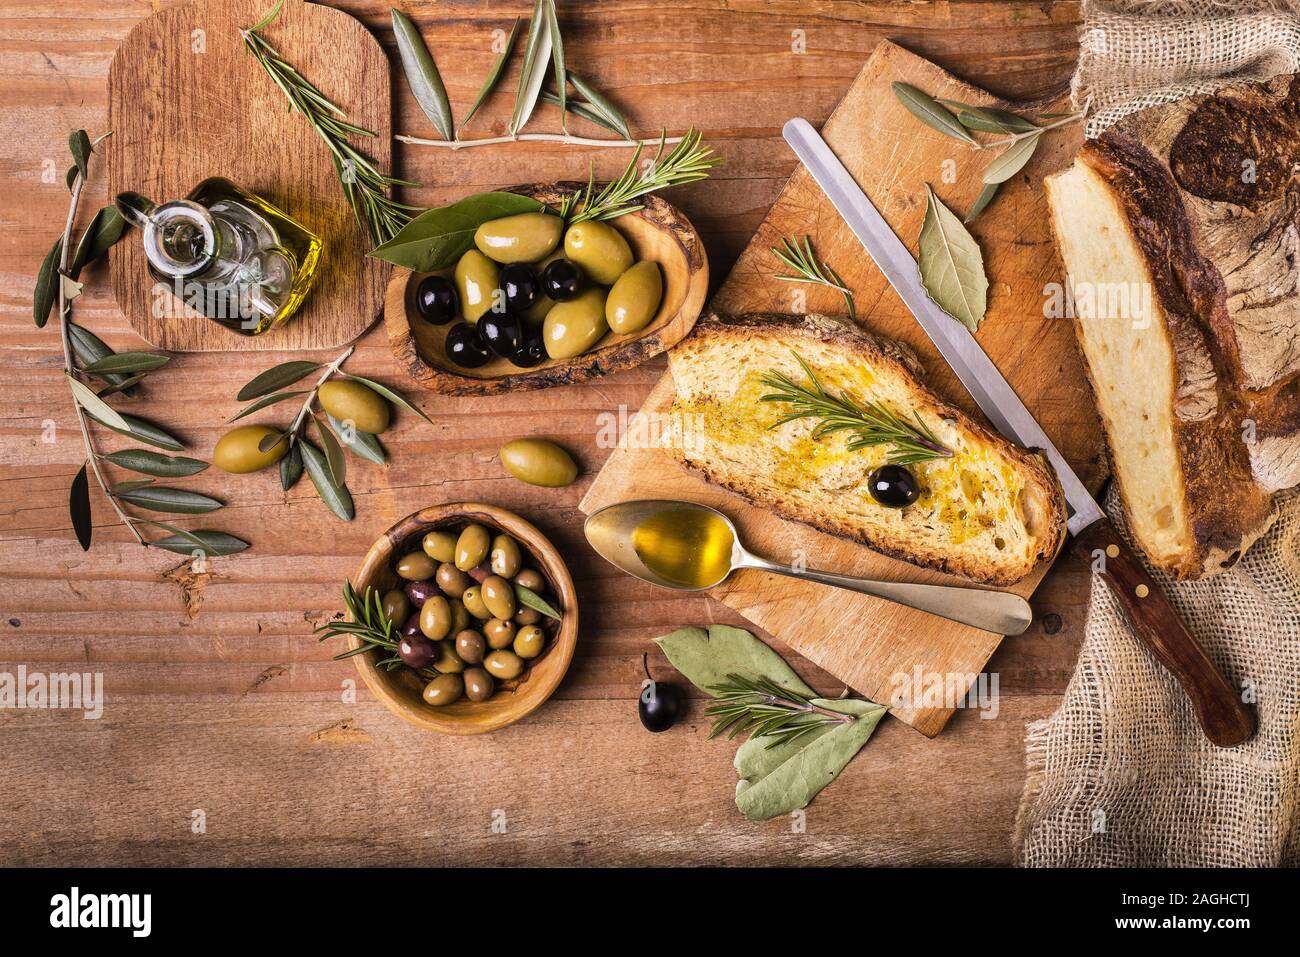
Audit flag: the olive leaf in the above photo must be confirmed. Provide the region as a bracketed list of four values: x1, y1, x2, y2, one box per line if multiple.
[69, 461, 92, 551]
[280, 442, 304, 491]
[939, 100, 1038, 134]
[228, 389, 307, 422]
[257, 430, 290, 454]
[982, 131, 1042, 185]
[88, 411, 185, 451]
[66, 373, 129, 432]
[392, 7, 454, 142]
[891, 82, 977, 146]
[300, 440, 354, 522]
[541, 92, 623, 135]
[80, 351, 170, 375]
[236, 360, 321, 401]
[68, 129, 92, 183]
[733, 698, 886, 821]
[917, 184, 988, 332]
[102, 449, 208, 478]
[70, 206, 126, 277]
[314, 415, 347, 486]
[461, 17, 521, 131]
[342, 373, 433, 425]
[111, 485, 223, 514]
[151, 529, 250, 557]
[326, 413, 386, 466]
[655, 624, 815, 697]
[96, 374, 147, 397]
[509, 0, 553, 136]
[566, 72, 630, 139]
[68, 323, 130, 389]
[368, 191, 544, 272]
[515, 583, 561, 620]
[34, 237, 63, 329]
[543, 0, 565, 129]
[965, 182, 999, 224]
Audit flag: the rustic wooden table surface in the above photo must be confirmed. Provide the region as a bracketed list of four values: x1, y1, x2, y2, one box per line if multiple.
[0, 0, 1094, 866]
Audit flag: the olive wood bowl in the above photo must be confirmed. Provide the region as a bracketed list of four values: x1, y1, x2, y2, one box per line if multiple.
[351, 502, 578, 734]
[383, 183, 709, 395]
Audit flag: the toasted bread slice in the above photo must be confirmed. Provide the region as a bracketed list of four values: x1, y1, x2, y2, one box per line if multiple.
[668, 313, 1067, 585]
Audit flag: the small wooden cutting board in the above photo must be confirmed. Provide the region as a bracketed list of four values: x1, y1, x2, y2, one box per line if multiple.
[580, 41, 1107, 737]
[106, 0, 391, 352]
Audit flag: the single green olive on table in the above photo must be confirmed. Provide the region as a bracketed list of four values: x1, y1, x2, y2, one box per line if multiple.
[315, 525, 566, 709]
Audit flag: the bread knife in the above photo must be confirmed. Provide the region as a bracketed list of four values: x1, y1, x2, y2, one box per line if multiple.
[783, 116, 1254, 746]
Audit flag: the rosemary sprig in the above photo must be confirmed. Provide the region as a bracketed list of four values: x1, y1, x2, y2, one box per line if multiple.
[770, 235, 856, 320]
[241, 1, 417, 245]
[315, 582, 415, 673]
[758, 351, 953, 465]
[705, 674, 854, 749]
[562, 128, 719, 224]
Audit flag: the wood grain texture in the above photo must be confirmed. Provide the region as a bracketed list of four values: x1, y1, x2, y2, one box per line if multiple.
[106, 0, 392, 352]
[1, 0, 1089, 866]
[581, 41, 1104, 738]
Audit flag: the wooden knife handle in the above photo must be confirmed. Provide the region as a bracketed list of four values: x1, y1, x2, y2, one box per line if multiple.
[1071, 520, 1254, 747]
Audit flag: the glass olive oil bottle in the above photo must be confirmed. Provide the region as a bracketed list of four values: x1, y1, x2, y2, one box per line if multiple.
[116, 177, 322, 336]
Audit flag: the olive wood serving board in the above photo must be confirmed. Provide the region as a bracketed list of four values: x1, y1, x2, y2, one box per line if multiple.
[106, 0, 391, 352]
[580, 41, 1106, 737]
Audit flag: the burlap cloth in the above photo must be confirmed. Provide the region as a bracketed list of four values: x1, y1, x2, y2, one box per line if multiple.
[1012, 1, 1300, 867]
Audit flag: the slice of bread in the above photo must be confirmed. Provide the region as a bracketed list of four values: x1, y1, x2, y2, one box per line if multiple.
[668, 312, 1067, 585]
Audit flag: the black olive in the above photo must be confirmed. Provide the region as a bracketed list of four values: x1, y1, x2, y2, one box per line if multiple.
[444, 322, 492, 369]
[415, 275, 458, 324]
[404, 580, 439, 608]
[638, 653, 683, 733]
[542, 259, 584, 301]
[400, 612, 422, 640]
[479, 312, 524, 358]
[510, 325, 547, 368]
[499, 263, 539, 312]
[867, 464, 920, 507]
[398, 634, 437, 669]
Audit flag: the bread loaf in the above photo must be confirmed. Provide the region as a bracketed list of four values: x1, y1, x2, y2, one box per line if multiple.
[1045, 74, 1300, 578]
[668, 312, 1067, 585]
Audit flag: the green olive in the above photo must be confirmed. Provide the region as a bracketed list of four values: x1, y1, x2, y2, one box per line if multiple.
[514, 607, 542, 627]
[395, 551, 436, 581]
[606, 260, 663, 335]
[513, 625, 546, 659]
[454, 249, 501, 323]
[484, 618, 516, 649]
[499, 438, 579, 488]
[317, 380, 390, 434]
[563, 221, 633, 284]
[514, 568, 546, 592]
[381, 589, 409, 625]
[463, 667, 495, 702]
[454, 629, 486, 666]
[481, 575, 517, 619]
[455, 524, 491, 570]
[474, 212, 563, 264]
[462, 585, 491, 620]
[435, 562, 471, 598]
[213, 425, 287, 474]
[418, 595, 452, 641]
[489, 534, 523, 577]
[432, 640, 466, 675]
[484, 649, 525, 681]
[421, 529, 458, 563]
[542, 287, 608, 359]
[422, 673, 463, 706]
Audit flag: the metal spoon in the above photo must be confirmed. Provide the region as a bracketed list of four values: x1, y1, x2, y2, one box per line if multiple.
[584, 499, 1033, 635]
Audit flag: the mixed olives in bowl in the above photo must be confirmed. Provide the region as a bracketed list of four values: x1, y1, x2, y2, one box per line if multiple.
[387, 185, 708, 396]
[349, 503, 578, 734]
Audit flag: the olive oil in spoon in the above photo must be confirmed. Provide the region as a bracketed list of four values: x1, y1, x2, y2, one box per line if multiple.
[584, 499, 1034, 635]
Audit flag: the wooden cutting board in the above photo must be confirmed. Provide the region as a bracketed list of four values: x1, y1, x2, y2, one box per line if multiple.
[580, 41, 1107, 737]
[106, 0, 391, 352]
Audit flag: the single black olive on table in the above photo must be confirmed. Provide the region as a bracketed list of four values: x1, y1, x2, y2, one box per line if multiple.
[510, 326, 547, 368]
[479, 313, 524, 359]
[638, 653, 683, 732]
[499, 263, 539, 313]
[541, 258, 584, 301]
[867, 464, 920, 507]
[445, 321, 492, 369]
[415, 275, 458, 324]
[398, 633, 437, 669]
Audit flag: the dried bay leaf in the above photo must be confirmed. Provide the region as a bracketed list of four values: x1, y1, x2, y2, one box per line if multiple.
[655, 624, 815, 697]
[918, 184, 988, 332]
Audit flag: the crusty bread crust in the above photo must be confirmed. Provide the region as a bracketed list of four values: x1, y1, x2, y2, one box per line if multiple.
[668, 312, 1068, 585]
